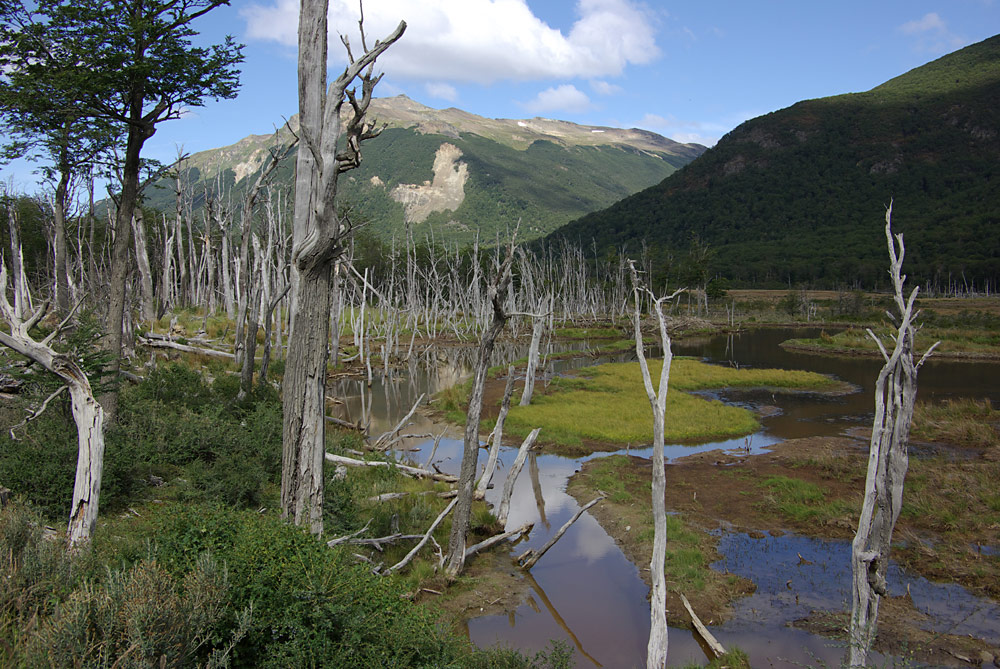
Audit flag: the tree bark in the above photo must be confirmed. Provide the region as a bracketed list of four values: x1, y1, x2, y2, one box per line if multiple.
[131, 208, 155, 324]
[281, 0, 405, 536]
[281, 265, 331, 535]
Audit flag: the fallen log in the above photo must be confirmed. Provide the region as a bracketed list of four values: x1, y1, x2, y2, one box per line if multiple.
[137, 336, 234, 359]
[326, 414, 365, 432]
[324, 452, 458, 483]
[680, 593, 726, 659]
[464, 521, 533, 561]
[518, 496, 604, 570]
[367, 490, 457, 503]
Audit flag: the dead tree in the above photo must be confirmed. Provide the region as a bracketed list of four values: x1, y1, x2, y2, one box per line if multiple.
[281, 1, 405, 536]
[848, 204, 937, 667]
[0, 257, 105, 550]
[629, 260, 683, 669]
[444, 236, 517, 579]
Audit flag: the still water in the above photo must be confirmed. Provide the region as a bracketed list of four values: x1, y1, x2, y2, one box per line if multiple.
[329, 328, 1000, 667]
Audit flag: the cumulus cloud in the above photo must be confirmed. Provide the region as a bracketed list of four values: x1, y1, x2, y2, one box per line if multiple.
[522, 84, 592, 114]
[242, 0, 659, 84]
[425, 82, 458, 101]
[898, 12, 966, 53]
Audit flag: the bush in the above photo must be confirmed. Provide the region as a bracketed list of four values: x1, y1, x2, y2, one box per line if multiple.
[139, 503, 467, 667]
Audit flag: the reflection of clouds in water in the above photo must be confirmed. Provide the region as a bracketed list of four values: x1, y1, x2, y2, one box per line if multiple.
[567, 513, 616, 563]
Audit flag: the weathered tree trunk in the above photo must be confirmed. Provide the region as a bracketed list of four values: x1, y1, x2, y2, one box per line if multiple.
[519, 293, 549, 406]
[630, 261, 683, 669]
[0, 259, 105, 550]
[496, 427, 541, 527]
[445, 240, 516, 579]
[848, 204, 937, 667]
[282, 266, 332, 534]
[131, 209, 156, 324]
[281, 0, 405, 536]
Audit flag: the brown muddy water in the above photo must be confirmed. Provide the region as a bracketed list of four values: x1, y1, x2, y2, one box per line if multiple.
[329, 328, 1000, 667]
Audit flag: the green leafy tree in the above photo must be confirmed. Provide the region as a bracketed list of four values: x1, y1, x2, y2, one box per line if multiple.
[0, 0, 243, 417]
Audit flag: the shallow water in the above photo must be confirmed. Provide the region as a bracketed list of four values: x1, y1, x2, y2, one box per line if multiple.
[329, 328, 1000, 667]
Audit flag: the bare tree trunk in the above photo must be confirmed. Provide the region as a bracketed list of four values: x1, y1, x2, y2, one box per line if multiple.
[848, 204, 938, 667]
[131, 209, 156, 324]
[445, 239, 516, 579]
[281, 1, 405, 536]
[630, 261, 683, 669]
[519, 293, 549, 406]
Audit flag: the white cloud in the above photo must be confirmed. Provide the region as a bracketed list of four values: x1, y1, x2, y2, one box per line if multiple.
[425, 82, 458, 101]
[522, 84, 592, 114]
[898, 12, 966, 53]
[242, 0, 659, 84]
[590, 80, 622, 96]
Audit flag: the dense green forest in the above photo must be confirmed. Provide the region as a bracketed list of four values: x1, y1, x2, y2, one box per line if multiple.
[549, 35, 1000, 289]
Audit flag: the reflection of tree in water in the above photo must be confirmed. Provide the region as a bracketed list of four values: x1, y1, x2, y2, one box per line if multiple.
[528, 453, 549, 531]
[523, 570, 603, 667]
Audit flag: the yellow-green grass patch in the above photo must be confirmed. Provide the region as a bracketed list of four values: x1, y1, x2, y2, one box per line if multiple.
[506, 358, 837, 446]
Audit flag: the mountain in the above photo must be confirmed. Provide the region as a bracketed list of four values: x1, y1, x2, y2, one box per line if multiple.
[143, 96, 705, 244]
[549, 35, 1000, 288]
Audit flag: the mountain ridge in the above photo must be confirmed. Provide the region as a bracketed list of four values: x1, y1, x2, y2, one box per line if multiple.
[148, 96, 705, 244]
[547, 35, 1000, 287]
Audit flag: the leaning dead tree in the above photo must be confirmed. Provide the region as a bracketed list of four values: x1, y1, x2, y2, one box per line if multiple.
[281, 0, 405, 535]
[444, 235, 517, 579]
[629, 260, 684, 669]
[848, 203, 938, 668]
[0, 256, 105, 550]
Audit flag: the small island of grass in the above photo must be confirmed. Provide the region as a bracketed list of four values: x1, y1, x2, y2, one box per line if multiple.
[503, 358, 841, 451]
[781, 326, 1000, 359]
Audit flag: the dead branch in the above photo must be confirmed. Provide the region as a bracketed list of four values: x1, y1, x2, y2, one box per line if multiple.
[385, 497, 457, 574]
[464, 521, 533, 561]
[680, 593, 726, 659]
[324, 452, 458, 483]
[518, 495, 604, 570]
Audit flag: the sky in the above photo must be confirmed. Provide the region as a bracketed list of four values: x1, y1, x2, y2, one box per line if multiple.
[3, 0, 999, 191]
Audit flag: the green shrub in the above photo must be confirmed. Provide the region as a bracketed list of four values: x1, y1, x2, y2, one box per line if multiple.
[141, 503, 466, 667]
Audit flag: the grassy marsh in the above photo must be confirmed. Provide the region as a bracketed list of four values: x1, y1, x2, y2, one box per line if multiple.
[505, 358, 840, 448]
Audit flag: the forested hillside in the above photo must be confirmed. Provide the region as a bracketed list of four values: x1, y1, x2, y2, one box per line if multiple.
[550, 35, 1000, 289]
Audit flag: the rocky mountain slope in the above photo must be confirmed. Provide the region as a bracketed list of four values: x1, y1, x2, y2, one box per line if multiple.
[145, 96, 705, 244]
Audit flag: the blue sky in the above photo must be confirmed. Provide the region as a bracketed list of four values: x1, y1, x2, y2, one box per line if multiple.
[4, 1, 999, 190]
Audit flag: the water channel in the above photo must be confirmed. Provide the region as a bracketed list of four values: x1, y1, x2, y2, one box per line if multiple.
[330, 327, 1000, 667]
